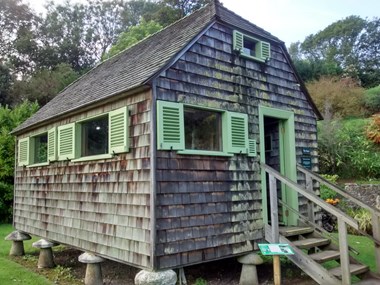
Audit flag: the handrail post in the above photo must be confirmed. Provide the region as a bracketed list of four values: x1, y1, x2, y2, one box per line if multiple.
[305, 173, 315, 223]
[269, 174, 279, 243]
[372, 212, 380, 273]
[338, 218, 351, 285]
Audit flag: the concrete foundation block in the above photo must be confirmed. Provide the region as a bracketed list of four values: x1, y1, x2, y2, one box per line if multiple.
[79, 252, 105, 285]
[5, 231, 31, 256]
[237, 253, 263, 285]
[135, 269, 177, 285]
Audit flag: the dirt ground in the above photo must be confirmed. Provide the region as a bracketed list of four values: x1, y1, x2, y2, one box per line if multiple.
[15, 247, 317, 285]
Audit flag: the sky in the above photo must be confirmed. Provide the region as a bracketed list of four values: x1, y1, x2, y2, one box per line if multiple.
[28, 0, 380, 46]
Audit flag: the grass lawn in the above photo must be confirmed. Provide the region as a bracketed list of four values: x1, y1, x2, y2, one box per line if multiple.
[0, 224, 51, 285]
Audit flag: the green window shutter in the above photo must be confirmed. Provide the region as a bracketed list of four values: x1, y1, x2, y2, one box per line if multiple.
[248, 139, 257, 157]
[233, 30, 244, 52]
[57, 123, 76, 160]
[225, 112, 248, 154]
[109, 106, 129, 154]
[157, 101, 184, 150]
[48, 127, 57, 162]
[260, 41, 271, 61]
[18, 137, 30, 166]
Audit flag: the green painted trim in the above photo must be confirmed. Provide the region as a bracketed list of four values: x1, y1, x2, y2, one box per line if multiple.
[27, 162, 50, 168]
[259, 105, 298, 226]
[71, 154, 113, 162]
[177, 150, 233, 157]
[109, 106, 129, 154]
[18, 137, 30, 166]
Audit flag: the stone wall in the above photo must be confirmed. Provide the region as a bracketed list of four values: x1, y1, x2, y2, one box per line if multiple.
[344, 183, 380, 209]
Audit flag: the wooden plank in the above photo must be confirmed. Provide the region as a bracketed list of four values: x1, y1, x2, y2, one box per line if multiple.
[338, 219, 351, 285]
[269, 174, 279, 243]
[329, 264, 368, 279]
[279, 226, 314, 237]
[309, 250, 341, 263]
[372, 212, 380, 273]
[292, 238, 330, 249]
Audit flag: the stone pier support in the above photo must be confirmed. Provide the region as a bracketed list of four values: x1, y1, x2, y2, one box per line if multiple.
[79, 252, 105, 285]
[237, 253, 263, 285]
[32, 239, 56, 268]
[135, 269, 177, 285]
[5, 231, 31, 256]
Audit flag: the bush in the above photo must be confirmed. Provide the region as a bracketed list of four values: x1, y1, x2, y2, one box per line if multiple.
[318, 118, 380, 178]
[364, 85, 380, 114]
[319, 174, 339, 200]
[0, 101, 38, 222]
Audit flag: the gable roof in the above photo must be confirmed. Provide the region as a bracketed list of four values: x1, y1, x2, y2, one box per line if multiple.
[13, 0, 320, 134]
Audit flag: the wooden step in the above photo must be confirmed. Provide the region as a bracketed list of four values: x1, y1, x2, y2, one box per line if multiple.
[329, 264, 369, 278]
[279, 226, 314, 237]
[356, 278, 380, 285]
[309, 250, 341, 263]
[292, 237, 330, 249]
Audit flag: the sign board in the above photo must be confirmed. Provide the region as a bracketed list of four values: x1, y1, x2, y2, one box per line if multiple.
[258, 243, 294, 255]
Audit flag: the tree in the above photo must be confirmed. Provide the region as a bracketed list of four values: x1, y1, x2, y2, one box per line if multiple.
[290, 16, 380, 87]
[0, 101, 39, 222]
[0, 64, 13, 106]
[10, 64, 79, 106]
[306, 76, 365, 118]
[103, 19, 162, 60]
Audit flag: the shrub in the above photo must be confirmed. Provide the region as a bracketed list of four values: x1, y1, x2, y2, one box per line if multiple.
[319, 174, 339, 200]
[364, 85, 380, 114]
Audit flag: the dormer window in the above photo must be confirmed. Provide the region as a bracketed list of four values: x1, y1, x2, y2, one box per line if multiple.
[233, 30, 271, 63]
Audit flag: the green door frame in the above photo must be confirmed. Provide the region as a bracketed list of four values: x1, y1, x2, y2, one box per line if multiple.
[259, 105, 298, 226]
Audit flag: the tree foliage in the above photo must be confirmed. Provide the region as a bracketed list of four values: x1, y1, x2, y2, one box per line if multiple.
[364, 85, 380, 114]
[290, 16, 380, 88]
[0, 101, 39, 222]
[103, 20, 162, 60]
[306, 76, 365, 118]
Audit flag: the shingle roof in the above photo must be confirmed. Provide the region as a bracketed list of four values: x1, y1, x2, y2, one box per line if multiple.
[13, 1, 317, 134]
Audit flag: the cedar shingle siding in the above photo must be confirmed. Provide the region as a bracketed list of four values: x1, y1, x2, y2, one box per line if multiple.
[13, 1, 320, 270]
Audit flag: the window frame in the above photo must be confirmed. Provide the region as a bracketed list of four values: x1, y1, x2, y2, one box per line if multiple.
[18, 106, 130, 167]
[233, 30, 271, 63]
[157, 101, 255, 157]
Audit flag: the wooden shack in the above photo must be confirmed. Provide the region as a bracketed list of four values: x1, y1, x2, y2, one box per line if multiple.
[12, 0, 321, 273]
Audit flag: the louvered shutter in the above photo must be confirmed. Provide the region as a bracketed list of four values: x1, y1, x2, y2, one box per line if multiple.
[233, 30, 244, 52]
[260, 41, 271, 61]
[157, 101, 184, 150]
[109, 106, 129, 154]
[18, 137, 30, 166]
[225, 112, 248, 154]
[48, 127, 57, 161]
[248, 139, 257, 157]
[57, 123, 76, 160]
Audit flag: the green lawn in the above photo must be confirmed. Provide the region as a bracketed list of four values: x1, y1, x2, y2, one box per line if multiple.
[0, 224, 51, 285]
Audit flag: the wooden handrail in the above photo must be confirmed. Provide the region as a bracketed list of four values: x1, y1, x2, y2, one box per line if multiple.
[261, 163, 359, 230]
[297, 164, 379, 215]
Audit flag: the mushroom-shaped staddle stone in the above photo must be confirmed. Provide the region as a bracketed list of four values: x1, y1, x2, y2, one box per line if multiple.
[78, 252, 105, 264]
[5, 231, 31, 241]
[237, 252, 264, 265]
[32, 239, 55, 249]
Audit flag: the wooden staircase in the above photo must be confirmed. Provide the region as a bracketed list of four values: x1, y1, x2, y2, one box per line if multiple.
[262, 163, 380, 285]
[266, 225, 380, 284]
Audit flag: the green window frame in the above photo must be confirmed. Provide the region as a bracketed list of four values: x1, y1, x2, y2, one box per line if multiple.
[233, 30, 271, 62]
[157, 101, 255, 156]
[17, 106, 130, 166]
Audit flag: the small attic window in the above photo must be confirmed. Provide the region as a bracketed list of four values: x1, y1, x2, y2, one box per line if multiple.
[233, 30, 271, 62]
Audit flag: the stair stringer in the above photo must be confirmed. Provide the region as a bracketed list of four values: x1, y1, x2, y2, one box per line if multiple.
[265, 224, 341, 285]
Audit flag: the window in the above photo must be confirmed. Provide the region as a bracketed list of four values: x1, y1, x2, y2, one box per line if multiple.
[184, 107, 222, 151]
[33, 133, 48, 163]
[157, 101, 256, 156]
[81, 115, 109, 156]
[18, 106, 130, 166]
[56, 106, 129, 161]
[233, 30, 271, 62]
